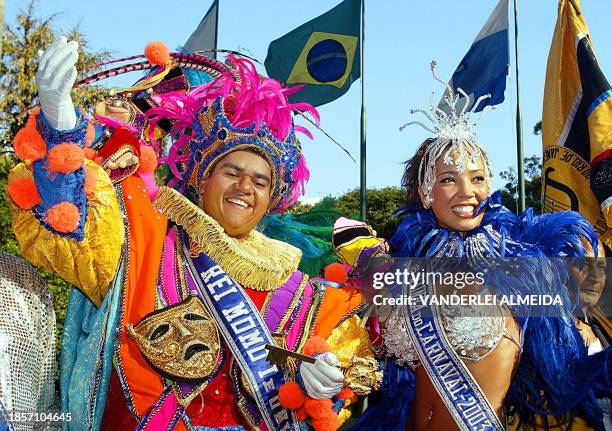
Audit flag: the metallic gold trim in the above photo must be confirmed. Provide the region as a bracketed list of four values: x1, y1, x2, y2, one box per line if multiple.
[154, 187, 301, 291]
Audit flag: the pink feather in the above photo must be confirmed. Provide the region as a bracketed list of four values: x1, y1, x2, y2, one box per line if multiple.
[144, 56, 318, 199]
[275, 154, 310, 213]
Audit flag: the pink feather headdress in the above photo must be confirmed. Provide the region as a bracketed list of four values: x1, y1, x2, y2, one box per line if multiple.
[147, 55, 320, 212]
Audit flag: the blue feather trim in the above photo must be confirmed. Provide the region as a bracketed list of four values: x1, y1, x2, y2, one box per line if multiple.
[385, 191, 605, 428]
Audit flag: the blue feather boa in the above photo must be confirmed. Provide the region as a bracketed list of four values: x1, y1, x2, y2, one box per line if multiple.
[354, 191, 608, 430]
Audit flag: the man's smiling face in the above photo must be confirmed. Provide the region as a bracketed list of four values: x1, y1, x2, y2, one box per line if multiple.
[200, 150, 272, 239]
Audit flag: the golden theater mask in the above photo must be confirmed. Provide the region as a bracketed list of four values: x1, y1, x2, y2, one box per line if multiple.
[127, 295, 221, 383]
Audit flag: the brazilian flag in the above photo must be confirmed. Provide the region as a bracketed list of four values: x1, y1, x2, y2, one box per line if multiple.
[264, 0, 361, 107]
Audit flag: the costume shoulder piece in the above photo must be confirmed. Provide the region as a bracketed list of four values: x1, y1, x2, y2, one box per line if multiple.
[392, 191, 598, 258]
[154, 186, 301, 291]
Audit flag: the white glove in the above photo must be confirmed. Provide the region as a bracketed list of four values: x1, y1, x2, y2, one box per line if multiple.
[36, 36, 79, 130]
[299, 352, 344, 399]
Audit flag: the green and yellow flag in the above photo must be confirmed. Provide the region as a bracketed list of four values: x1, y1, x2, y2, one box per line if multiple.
[542, 0, 612, 249]
[264, 0, 360, 107]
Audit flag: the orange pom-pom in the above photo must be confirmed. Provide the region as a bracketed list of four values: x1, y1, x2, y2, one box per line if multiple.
[84, 147, 99, 161]
[144, 41, 170, 66]
[26, 107, 40, 127]
[303, 398, 333, 420]
[48, 143, 85, 173]
[45, 202, 80, 233]
[7, 178, 41, 210]
[138, 145, 158, 173]
[85, 122, 95, 146]
[336, 388, 357, 402]
[13, 125, 46, 161]
[279, 382, 305, 410]
[303, 336, 331, 356]
[295, 406, 308, 421]
[84, 165, 97, 195]
[324, 262, 348, 284]
[312, 413, 340, 431]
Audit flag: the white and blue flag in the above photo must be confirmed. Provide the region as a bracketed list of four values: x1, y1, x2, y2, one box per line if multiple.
[440, 0, 509, 113]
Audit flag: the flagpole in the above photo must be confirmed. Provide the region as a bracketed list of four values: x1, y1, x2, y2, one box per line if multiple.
[359, 0, 367, 221]
[513, 0, 525, 212]
[214, 0, 219, 60]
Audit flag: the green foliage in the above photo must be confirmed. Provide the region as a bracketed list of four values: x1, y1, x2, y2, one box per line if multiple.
[499, 155, 542, 214]
[40, 268, 71, 357]
[0, 156, 18, 255]
[291, 187, 406, 240]
[333, 187, 406, 239]
[534, 120, 542, 135]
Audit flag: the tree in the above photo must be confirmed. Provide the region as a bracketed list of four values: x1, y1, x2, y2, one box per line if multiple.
[290, 188, 405, 241]
[0, 0, 111, 148]
[296, 187, 405, 240]
[534, 120, 542, 135]
[0, 1, 112, 350]
[498, 121, 544, 213]
[499, 155, 542, 214]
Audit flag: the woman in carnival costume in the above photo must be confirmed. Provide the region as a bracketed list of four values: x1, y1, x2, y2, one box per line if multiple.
[349, 62, 611, 431]
[7, 38, 380, 431]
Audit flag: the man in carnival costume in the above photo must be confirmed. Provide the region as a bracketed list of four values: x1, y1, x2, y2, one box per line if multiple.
[348, 62, 611, 431]
[7, 38, 380, 431]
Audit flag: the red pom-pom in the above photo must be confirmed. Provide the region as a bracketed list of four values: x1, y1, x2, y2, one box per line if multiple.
[295, 406, 308, 421]
[312, 414, 340, 431]
[138, 145, 158, 173]
[84, 165, 97, 195]
[303, 398, 333, 420]
[279, 382, 305, 410]
[45, 202, 80, 233]
[144, 41, 170, 66]
[85, 122, 95, 146]
[48, 143, 85, 173]
[13, 125, 46, 161]
[336, 388, 357, 402]
[324, 262, 348, 284]
[303, 336, 331, 356]
[8, 178, 41, 209]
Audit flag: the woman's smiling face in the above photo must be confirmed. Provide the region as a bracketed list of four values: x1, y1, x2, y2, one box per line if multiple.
[421, 150, 490, 232]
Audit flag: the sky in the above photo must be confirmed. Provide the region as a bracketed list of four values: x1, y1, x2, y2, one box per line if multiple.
[6, 0, 612, 200]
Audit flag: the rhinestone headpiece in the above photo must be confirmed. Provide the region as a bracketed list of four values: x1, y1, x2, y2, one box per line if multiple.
[400, 61, 492, 207]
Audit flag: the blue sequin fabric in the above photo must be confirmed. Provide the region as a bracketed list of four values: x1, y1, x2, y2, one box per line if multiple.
[33, 110, 89, 241]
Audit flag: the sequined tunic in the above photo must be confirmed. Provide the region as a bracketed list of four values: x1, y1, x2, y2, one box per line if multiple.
[0, 253, 56, 431]
[383, 302, 518, 369]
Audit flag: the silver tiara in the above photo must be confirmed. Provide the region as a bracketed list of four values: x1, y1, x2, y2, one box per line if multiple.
[400, 60, 492, 208]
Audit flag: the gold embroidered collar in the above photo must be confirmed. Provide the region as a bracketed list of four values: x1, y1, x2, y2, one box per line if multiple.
[154, 186, 301, 291]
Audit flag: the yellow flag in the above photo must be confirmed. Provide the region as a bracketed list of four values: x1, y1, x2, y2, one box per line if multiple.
[542, 0, 612, 249]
